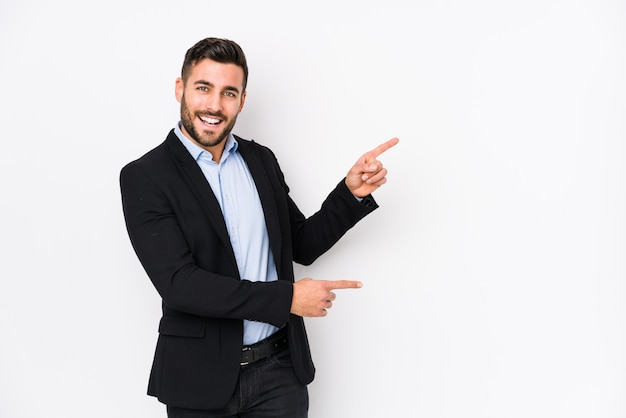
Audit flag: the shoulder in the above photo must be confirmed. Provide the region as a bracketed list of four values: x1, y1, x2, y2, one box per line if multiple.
[235, 134, 272, 152]
[234, 134, 279, 164]
[122, 130, 182, 168]
[120, 130, 179, 180]
[235, 134, 288, 188]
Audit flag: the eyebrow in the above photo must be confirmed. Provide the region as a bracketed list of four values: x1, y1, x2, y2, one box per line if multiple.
[194, 80, 240, 94]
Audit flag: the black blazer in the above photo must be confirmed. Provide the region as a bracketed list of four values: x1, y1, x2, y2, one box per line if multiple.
[120, 130, 378, 409]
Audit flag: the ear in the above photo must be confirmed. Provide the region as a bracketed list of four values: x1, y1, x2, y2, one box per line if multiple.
[175, 77, 184, 103]
[238, 91, 247, 113]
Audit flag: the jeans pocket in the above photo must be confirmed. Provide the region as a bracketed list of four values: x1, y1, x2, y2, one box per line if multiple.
[270, 348, 293, 368]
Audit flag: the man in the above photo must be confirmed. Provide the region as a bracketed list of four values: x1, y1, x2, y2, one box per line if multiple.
[120, 37, 398, 417]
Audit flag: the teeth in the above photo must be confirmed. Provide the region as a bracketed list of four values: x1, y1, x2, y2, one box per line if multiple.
[200, 116, 220, 125]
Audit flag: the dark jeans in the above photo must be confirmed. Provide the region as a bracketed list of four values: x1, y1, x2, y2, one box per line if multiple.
[166, 349, 308, 418]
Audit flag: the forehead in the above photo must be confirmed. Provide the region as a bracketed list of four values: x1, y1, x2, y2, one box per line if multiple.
[186, 58, 245, 89]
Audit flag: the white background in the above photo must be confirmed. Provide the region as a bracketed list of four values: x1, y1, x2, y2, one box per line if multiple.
[1, 1, 625, 417]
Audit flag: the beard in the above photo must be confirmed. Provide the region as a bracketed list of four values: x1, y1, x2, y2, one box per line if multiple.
[180, 94, 238, 149]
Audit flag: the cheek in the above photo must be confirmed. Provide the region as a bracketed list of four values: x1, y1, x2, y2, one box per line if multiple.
[182, 96, 203, 113]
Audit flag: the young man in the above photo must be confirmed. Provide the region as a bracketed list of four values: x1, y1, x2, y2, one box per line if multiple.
[120, 37, 398, 418]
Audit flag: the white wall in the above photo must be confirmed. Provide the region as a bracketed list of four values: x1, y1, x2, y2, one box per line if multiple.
[1, 1, 625, 417]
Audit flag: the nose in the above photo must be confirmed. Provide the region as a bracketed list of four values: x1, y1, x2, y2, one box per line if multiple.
[204, 91, 223, 113]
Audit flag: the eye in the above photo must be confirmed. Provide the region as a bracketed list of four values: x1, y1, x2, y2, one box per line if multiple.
[198, 86, 209, 92]
[223, 91, 236, 98]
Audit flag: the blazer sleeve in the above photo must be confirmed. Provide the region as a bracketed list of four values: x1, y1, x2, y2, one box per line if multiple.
[119, 159, 293, 327]
[289, 179, 379, 265]
[254, 143, 379, 266]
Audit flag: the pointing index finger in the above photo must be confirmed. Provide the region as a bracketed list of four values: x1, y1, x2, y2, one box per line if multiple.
[364, 137, 400, 162]
[325, 280, 363, 290]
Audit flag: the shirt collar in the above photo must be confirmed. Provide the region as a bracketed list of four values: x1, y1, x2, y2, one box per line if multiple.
[174, 121, 239, 162]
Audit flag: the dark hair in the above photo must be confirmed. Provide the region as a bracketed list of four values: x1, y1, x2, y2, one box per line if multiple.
[181, 37, 249, 91]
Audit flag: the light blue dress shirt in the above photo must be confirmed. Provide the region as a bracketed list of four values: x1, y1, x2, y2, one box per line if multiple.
[174, 123, 280, 345]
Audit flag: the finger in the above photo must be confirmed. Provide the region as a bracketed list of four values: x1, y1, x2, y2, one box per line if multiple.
[362, 168, 388, 184]
[364, 137, 399, 162]
[324, 280, 363, 290]
[370, 177, 388, 187]
[362, 176, 388, 189]
[360, 159, 382, 174]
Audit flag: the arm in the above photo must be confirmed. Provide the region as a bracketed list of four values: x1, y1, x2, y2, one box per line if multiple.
[289, 138, 400, 317]
[287, 137, 399, 266]
[119, 161, 293, 326]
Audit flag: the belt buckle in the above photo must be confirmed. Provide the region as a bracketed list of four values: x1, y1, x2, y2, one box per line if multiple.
[240, 346, 253, 366]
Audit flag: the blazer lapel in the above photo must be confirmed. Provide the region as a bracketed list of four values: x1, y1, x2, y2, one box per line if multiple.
[237, 138, 283, 273]
[164, 131, 235, 261]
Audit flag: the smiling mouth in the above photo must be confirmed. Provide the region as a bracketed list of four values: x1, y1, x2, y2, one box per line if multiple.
[199, 115, 222, 126]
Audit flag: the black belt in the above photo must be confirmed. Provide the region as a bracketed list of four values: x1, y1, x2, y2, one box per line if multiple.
[240, 328, 288, 367]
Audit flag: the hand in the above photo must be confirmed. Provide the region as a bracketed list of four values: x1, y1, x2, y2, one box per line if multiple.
[345, 137, 399, 198]
[291, 278, 363, 317]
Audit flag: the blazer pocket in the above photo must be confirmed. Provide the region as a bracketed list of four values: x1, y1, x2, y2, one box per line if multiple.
[158, 316, 206, 338]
